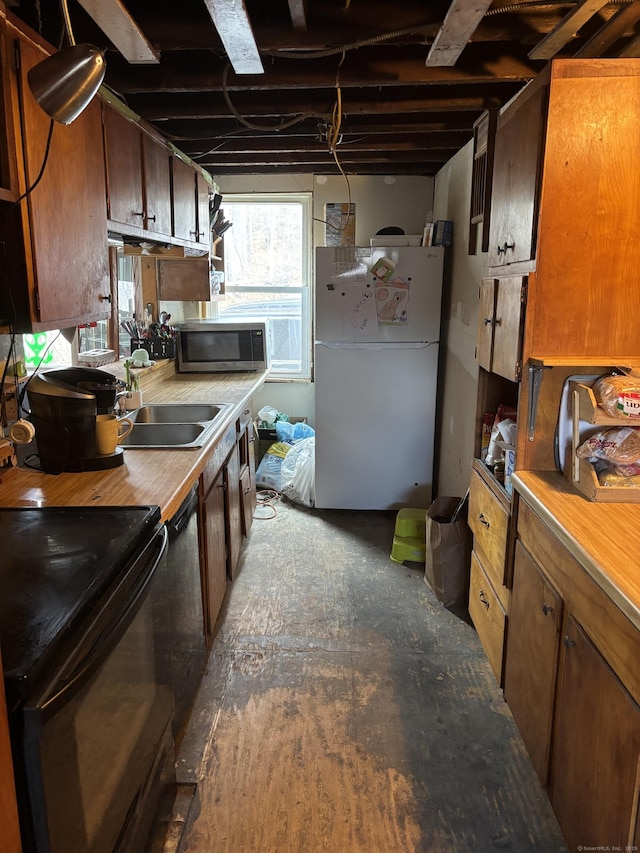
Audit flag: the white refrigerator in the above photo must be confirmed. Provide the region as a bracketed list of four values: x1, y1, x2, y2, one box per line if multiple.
[314, 245, 444, 510]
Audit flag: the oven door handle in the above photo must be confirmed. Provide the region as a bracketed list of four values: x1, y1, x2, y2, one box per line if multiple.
[34, 525, 169, 720]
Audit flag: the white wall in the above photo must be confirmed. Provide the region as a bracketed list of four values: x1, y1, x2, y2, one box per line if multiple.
[432, 142, 488, 498]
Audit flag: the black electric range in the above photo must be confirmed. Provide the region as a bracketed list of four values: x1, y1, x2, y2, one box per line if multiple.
[0, 504, 161, 714]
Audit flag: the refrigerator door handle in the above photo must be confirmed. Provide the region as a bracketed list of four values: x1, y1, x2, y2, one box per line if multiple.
[315, 341, 438, 350]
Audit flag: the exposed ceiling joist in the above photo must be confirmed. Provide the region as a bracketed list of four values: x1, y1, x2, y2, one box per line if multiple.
[287, 0, 308, 31]
[528, 0, 610, 60]
[425, 0, 495, 66]
[574, 1, 640, 57]
[201, 0, 264, 74]
[76, 0, 160, 63]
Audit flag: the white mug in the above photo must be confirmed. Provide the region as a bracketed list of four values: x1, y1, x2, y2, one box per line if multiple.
[96, 414, 133, 455]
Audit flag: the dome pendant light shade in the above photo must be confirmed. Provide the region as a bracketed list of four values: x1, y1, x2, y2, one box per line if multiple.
[27, 44, 106, 125]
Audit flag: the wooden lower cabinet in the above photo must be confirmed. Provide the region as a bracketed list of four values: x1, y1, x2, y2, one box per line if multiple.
[469, 551, 507, 684]
[468, 466, 510, 599]
[506, 497, 640, 849]
[225, 443, 243, 581]
[504, 541, 562, 784]
[468, 463, 511, 684]
[200, 467, 227, 641]
[239, 416, 256, 538]
[551, 615, 640, 851]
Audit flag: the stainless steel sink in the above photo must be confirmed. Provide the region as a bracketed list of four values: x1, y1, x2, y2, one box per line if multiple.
[129, 404, 228, 424]
[120, 402, 232, 449]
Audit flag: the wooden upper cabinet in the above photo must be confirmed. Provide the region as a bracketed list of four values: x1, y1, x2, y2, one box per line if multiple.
[142, 134, 172, 237]
[488, 58, 640, 362]
[196, 171, 211, 247]
[172, 156, 210, 248]
[103, 105, 172, 239]
[528, 61, 640, 362]
[103, 106, 145, 231]
[0, 11, 17, 203]
[3, 24, 109, 331]
[488, 81, 546, 270]
[476, 277, 525, 382]
[172, 155, 198, 243]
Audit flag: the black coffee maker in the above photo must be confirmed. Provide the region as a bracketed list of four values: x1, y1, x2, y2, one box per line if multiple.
[27, 367, 126, 474]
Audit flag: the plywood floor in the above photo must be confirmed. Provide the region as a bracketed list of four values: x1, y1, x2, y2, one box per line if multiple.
[151, 498, 567, 853]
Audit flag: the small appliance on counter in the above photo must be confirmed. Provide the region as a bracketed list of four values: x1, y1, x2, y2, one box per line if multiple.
[176, 321, 267, 373]
[26, 367, 126, 474]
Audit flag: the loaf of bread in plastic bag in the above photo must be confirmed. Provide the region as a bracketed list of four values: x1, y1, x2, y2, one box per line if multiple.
[593, 374, 640, 418]
[577, 427, 640, 464]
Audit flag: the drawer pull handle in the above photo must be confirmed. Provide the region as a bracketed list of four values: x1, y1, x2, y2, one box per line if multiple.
[541, 603, 554, 616]
[563, 635, 576, 649]
[478, 512, 490, 528]
[483, 317, 502, 327]
[479, 589, 490, 610]
[496, 241, 515, 254]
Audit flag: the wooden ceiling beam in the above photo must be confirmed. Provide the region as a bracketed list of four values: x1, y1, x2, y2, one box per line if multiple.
[574, 1, 640, 56]
[105, 46, 537, 94]
[528, 0, 610, 59]
[426, 0, 495, 67]
[76, 0, 160, 63]
[202, 0, 264, 74]
[182, 132, 468, 156]
[287, 0, 307, 31]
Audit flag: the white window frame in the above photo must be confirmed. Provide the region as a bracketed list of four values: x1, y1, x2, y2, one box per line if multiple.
[218, 192, 312, 381]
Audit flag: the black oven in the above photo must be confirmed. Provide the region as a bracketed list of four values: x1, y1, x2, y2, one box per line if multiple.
[0, 506, 173, 853]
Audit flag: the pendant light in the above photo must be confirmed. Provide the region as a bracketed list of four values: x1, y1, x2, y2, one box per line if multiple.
[27, 0, 105, 125]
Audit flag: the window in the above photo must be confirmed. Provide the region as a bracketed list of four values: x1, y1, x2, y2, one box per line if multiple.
[217, 193, 312, 380]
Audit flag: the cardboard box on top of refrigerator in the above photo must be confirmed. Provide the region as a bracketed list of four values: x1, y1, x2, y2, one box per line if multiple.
[325, 203, 355, 246]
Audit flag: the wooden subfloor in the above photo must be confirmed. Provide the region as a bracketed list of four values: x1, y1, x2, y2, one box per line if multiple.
[151, 498, 567, 852]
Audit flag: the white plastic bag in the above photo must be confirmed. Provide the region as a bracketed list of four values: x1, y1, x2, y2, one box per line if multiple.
[280, 438, 315, 507]
[255, 451, 286, 491]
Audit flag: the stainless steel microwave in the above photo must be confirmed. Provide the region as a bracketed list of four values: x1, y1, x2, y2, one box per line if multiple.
[176, 321, 268, 372]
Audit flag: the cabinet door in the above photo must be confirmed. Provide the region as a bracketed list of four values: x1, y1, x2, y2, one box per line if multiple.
[172, 156, 198, 242]
[491, 277, 525, 382]
[504, 541, 562, 784]
[142, 134, 172, 237]
[103, 106, 145, 230]
[550, 615, 640, 851]
[0, 14, 17, 202]
[476, 278, 495, 371]
[14, 34, 109, 327]
[201, 470, 227, 641]
[224, 443, 243, 581]
[196, 171, 211, 247]
[488, 84, 546, 269]
[239, 417, 256, 537]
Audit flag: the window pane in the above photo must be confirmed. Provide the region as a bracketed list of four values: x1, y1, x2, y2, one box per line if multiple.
[216, 194, 311, 380]
[223, 202, 303, 289]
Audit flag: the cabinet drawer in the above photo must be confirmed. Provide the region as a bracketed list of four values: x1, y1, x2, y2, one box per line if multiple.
[469, 551, 507, 685]
[468, 470, 509, 590]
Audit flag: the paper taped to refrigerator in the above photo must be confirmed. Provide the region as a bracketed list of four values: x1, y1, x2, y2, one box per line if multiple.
[376, 278, 410, 325]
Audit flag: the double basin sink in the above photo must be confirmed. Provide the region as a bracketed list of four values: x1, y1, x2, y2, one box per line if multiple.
[119, 403, 233, 449]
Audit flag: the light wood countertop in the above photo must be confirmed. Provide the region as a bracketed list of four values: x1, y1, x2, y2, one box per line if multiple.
[512, 470, 640, 630]
[0, 363, 269, 522]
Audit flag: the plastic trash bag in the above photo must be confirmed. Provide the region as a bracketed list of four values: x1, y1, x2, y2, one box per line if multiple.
[275, 420, 315, 442]
[280, 437, 315, 507]
[255, 449, 287, 491]
[258, 405, 279, 428]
